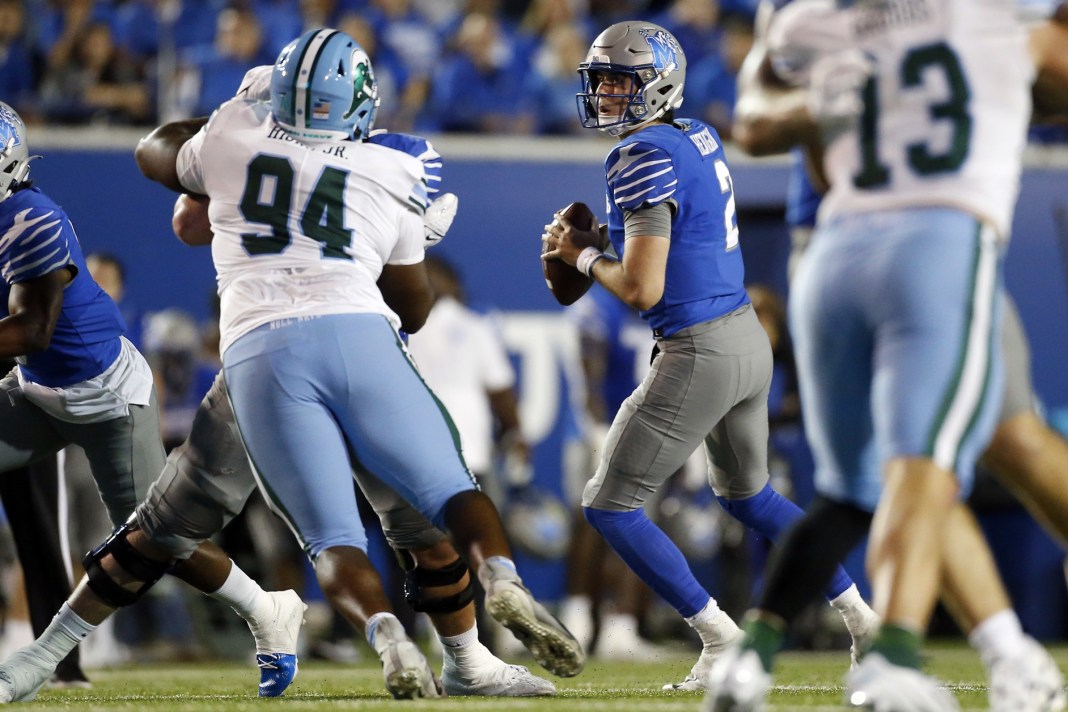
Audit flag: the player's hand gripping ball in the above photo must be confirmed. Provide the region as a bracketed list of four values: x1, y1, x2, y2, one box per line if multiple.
[542, 201, 601, 306]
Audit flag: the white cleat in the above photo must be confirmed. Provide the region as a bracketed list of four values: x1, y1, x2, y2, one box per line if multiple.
[845, 653, 959, 711]
[371, 617, 442, 699]
[663, 610, 742, 691]
[247, 590, 307, 697]
[845, 606, 880, 669]
[0, 648, 57, 703]
[482, 563, 584, 678]
[703, 646, 771, 712]
[247, 589, 307, 655]
[988, 636, 1067, 712]
[442, 659, 556, 697]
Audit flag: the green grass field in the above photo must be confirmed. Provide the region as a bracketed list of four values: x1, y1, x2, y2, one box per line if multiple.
[25, 642, 1068, 710]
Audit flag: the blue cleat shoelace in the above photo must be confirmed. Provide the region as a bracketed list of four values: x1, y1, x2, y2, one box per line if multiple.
[257, 653, 298, 697]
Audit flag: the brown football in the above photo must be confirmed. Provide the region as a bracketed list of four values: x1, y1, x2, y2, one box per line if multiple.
[543, 201, 598, 306]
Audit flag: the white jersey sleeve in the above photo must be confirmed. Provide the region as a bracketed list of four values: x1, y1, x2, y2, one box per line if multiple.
[177, 99, 431, 353]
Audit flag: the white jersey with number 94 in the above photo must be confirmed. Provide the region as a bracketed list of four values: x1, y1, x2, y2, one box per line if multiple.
[176, 98, 429, 354]
[818, 0, 1049, 239]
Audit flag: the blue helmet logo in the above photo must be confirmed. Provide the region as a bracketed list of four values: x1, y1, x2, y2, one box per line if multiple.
[640, 29, 681, 71]
[0, 104, 24, 150]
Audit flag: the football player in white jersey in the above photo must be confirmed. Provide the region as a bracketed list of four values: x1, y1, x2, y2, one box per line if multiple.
[701, 1, 1068, 711]
[132, 28, 583, 697]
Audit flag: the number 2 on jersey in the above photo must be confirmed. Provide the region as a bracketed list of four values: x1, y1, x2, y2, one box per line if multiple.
[239, 155, 352, 259]
[714, 159, 740, 251]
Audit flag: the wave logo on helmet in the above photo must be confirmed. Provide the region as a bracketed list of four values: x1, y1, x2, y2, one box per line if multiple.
[343, 48, 375, 122]
[640, 28, 682, 73]
[0, 104, 24, 151]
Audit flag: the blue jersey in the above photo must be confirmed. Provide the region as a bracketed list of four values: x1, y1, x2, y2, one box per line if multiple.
[604, 119, 748, 337]
[0, 188, 125, 387]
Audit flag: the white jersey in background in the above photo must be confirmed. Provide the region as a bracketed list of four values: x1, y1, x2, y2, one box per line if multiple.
[176, 98, 429, 353]
[406, 297, 517, 474]
[815, 0, 1045, 238]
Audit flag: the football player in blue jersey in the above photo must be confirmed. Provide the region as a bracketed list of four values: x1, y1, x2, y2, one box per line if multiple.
[0, 100, 306, 702]
[704, 1, 1068, 710]
[541, 21, 877, 691]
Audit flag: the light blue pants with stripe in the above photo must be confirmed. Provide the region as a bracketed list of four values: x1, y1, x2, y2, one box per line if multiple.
[790, 207, 1004, 511]
[223, 313, 477, 558]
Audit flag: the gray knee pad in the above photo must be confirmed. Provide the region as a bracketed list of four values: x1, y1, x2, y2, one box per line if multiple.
[83, 519, 171, 608]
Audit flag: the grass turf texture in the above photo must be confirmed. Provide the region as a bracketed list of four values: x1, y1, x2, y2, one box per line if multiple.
[27, 642, 1068, 710]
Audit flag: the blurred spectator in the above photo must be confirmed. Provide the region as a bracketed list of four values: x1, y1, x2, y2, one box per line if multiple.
[165, 7, 266, 120]
[37, 19, 152, 125]
[684, 11, 754, 139]
[141, 308, 216, 451]
[339, 11, 425, 131]
[30, 0, 116, 70]
[426, 12, 534, 133]
[524, 23, 590, 135]
[653, 0, 722, 65]
[0, 0, 41, 118]
[86, 251, 143, 349]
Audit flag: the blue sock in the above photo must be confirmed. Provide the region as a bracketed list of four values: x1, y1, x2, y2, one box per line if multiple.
[584, 507, 709, 617]
[717, 483, 853, 600]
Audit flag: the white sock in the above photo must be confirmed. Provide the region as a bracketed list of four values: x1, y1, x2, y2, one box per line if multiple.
[366, 612, 400, 652]
[560, 595, 592, 620]
[684, 597, 734, 646]
[969, 609, 1027, 668]
[478, 556, 518, 590]
[829, 584, 876, 636]
[601, 612, 640, 633]
[439, 625, 494, 667]
[208, 562, 266, 619]
[684, 597, 721, 628]
[35, 604, 95, 666]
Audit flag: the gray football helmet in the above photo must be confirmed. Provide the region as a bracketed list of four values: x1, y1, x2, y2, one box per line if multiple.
[0, 102, 36, 203]
[576, 22, 686, 137]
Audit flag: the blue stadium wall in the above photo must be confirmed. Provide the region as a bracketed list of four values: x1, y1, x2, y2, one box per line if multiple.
[33, 133, 1068, 638]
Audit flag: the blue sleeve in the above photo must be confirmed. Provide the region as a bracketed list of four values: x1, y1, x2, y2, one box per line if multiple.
[367, 131, 443, 198]
[606, 141, 678, 213]
[0, 204, 74, 285]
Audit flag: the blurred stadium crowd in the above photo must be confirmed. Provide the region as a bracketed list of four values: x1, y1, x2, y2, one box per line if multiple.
[0, 0, 762, 138]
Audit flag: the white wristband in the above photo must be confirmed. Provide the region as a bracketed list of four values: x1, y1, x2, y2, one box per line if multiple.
[576, 246, 606, 277]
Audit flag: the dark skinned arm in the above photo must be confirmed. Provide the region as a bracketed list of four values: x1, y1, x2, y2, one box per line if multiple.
[377, 262, 434, 334]
[172, 194, 214, 246]
[0, 269, 73, 359]
[134, 117, 209, 193]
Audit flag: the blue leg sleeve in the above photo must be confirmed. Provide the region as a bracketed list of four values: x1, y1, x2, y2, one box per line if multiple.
[717, 483, 853, 600]
[584, 506, 709, 618]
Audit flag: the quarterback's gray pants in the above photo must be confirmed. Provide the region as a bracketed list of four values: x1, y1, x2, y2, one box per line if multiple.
[0, 370, 165, 528]
[582, 304, 773, 511]
[137, 373, 447, 560]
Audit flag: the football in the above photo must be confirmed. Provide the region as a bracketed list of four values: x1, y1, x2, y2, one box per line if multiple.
[543, 201, 599, 306]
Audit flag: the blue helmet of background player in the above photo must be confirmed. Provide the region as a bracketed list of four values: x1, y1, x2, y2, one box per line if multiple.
[0, 102, 38, 203]
[269, 28, 380, 142]
[576, 21, 687, 137]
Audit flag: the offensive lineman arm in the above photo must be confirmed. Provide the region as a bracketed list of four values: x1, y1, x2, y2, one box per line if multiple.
[0, 270, 73, 359]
